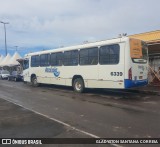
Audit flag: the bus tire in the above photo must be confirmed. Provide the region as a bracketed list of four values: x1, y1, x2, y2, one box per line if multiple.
[31, 76, 39, 87]
[73, 78, 84, 93]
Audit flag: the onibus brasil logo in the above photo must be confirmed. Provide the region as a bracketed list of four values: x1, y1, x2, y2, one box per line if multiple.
[45, 67, 60, 77]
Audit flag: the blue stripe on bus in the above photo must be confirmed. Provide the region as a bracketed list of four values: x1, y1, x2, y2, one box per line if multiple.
[124, 79, 148, 88]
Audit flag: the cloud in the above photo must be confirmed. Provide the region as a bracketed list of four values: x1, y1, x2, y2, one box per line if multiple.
[0, 0, 160, 56]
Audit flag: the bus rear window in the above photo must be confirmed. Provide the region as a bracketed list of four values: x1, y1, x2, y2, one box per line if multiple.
[130, 39, 148, 64]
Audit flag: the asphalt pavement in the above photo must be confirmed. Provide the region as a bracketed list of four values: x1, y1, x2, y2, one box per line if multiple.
[0, 80, 160, 147]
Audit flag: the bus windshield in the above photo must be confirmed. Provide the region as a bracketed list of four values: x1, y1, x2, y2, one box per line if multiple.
[23, 59, 29, 70]
[130, 39, 148, 64]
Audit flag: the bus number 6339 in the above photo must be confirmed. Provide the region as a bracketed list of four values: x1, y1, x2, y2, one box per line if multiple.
[111, 72, 123, 76]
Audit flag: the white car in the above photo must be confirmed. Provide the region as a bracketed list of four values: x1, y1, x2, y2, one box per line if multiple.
[0, 70, 10, 79]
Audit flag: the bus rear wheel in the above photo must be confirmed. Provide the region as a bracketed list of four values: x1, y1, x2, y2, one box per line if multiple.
[32, 76, 39, 87]
[73, 78, 84, 93]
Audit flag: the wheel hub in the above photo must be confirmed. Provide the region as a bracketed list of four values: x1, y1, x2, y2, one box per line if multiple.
[76, 82, 81, 90]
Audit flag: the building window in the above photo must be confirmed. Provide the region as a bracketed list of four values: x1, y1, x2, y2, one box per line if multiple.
[40, 54, 50, 67]
[31, 55, 40, 67]
[64, 50, 78, 66]
[80, 47, 98, 65]
[50, 52, 63, 66]
[99, 44, 120, 64]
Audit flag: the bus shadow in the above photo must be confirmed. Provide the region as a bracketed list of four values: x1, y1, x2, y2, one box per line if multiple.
[37, 83, 154, 102]
[39, 83, 73, 92]
[86, 88, 149, 101]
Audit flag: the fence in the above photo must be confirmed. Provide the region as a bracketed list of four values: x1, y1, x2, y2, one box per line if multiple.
[148, 55, 160, 86]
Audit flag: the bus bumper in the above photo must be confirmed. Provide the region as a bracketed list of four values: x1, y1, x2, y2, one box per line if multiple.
[124, 79, 148, 88]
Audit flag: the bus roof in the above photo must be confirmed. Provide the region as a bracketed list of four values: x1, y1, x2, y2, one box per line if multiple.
[25, 36, 131, 57]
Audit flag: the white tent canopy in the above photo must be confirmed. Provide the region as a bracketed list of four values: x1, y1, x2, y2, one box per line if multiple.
[0, 55, 4, 63]
[7, 52, 22, 67]
[0, 54, 11, 67]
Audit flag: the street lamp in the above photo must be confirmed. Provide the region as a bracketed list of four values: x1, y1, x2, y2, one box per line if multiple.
[0, 21, 9, 56]
[14, 46, 18, 51]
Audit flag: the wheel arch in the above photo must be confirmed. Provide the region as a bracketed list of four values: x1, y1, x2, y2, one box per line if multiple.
[72, 75, 84, 87]
[31, 73, 36, 82]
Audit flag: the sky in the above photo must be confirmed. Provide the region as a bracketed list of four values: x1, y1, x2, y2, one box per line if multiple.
[0, 0, 160, 57]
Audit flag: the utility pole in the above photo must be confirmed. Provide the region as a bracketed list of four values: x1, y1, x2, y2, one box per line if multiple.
[14, 46, 18, 51]
[0, 21, 9, 56]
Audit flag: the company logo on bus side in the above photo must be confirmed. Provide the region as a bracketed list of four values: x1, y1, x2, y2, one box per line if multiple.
[45, 67, 60, 77]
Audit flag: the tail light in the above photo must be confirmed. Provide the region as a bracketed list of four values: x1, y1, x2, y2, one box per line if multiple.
[128, 68, 132, 80]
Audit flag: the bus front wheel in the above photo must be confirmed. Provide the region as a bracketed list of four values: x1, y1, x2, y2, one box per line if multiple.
[73, 78, 84, 93]
[31, 76, 39, 87]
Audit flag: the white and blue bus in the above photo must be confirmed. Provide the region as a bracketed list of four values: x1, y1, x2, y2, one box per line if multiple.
[23, 36, 148, 93]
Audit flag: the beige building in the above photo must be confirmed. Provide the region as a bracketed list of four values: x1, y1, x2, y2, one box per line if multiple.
[130, 30, 160, 85]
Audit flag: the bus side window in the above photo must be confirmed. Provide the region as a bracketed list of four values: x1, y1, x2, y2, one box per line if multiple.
[51, 53, 56, 66]
[51, 52, 63, 66]
[89, 48, 98, 65]
[64, 50, 78, 66]
[40, 54, 50, 67]
[56, 52, 63, 66]
[80, 47, 98, 65]
[99, 44, 120, 65]
[58, 60, 63, 66]
[31, 55, 40, 67]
